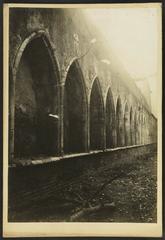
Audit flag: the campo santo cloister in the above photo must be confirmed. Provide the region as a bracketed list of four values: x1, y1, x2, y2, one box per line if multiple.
[9, 8, 157, 164]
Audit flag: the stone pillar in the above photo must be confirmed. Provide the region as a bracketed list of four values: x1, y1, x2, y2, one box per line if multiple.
[59, 82, 65, 156]
[112, 127, 117, 148]
[86, 99, 90, 152]
[53, 83, 61, 156]
[103, 111, 106, 151]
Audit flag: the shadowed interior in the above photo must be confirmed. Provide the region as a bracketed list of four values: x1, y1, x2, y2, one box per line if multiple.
[90, 78, 105, 150]
[14, 37, 59, 158]
[124, 103, 130, 146]
[106, 88, 116, 148]
[116, 97, 124, 147]
[64, 61, 87, 154]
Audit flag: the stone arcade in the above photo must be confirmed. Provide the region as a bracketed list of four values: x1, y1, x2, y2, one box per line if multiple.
[9, 8, 157, 164]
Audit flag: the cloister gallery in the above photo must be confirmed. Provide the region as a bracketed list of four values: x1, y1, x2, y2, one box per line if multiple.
[9, 8, 157, 163]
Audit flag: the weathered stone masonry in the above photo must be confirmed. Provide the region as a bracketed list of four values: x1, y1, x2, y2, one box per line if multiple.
[9, 8, 157, 163]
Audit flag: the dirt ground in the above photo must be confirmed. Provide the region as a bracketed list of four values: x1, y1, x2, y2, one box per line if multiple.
[10, 150, 157, 222]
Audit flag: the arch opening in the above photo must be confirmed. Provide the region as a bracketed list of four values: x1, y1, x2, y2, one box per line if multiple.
[105, 88, 116, 148]
[14, 37, 59, 158]
[116, 97, 124, 146]
[64, 61, 87, 154]
[90, 78, 105, 150]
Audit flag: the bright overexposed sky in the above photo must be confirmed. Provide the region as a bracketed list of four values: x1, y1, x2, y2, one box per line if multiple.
[85, 5, 161, 116]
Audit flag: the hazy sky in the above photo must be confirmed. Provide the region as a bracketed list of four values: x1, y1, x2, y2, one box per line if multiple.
[85, 5, 161, 116]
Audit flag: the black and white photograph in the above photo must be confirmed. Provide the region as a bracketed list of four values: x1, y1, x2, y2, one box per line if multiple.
[3, 3, 162, 237]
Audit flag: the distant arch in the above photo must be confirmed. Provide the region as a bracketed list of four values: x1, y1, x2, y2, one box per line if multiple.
[143, 115, 147, 144]
[105, 87, 116, 148]
[141, 115, 144, 144]
[135, 110, 140, 145]
[139, 111, 142, 144]
[124, 102, 130, 146]
[90, 78, 105, 150]
[64, 60, 88, 154]
[116, 96, 124, 146]
[130, 107, 135, 145]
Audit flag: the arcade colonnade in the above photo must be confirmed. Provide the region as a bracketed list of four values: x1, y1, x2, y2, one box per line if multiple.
[10, 32, 152, 161]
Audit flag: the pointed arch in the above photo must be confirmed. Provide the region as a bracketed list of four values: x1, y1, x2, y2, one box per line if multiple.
[13, 32, 60, 158]
[116, 96, 124, 146]
[12, 30, 60, 80]
[64, 60, 88, 153]
[105, 87, 116, 148]
[90, 77, 105, 150]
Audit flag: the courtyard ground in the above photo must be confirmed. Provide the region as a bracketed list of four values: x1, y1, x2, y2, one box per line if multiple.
[9, 149, 157, 222]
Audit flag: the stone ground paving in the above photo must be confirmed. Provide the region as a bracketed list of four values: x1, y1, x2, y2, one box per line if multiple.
[9, 150, 157, 222]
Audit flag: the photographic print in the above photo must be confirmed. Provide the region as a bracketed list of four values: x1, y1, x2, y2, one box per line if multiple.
[3, 3, 162, 237]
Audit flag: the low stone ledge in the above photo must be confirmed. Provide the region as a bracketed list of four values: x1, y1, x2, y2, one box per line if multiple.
[11, 143, 157, 168]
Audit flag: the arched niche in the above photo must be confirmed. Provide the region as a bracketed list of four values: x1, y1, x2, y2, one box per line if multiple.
[90, 78, 105, 150]
[116, 96, 124, 146]
[64, 60, 88, 154]
[105, 88, 116, 148]
[14, 35, 60, 158]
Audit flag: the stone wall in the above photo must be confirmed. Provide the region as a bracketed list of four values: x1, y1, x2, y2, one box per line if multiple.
[9, 8, 157, 162]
